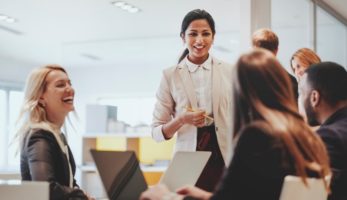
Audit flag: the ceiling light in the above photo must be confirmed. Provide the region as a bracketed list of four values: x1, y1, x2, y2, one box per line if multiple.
[5, 18, 16, 23]
[112, 1, 125, 7]
[128, 7, 140, 13]
[81, 53, 101, 61]
[110, 1, 141, 13]
[0, 14, 17, 23]
[0, 14, 7, 20]
[121, 4, 132, 10]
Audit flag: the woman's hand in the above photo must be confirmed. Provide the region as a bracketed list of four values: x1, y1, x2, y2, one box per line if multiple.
[140, 184, 184, 200]
[180, 110, 206, 127]
[83, 191, 95, 200]
[161, 109, 207, 139]
[176, 185, 212, 200]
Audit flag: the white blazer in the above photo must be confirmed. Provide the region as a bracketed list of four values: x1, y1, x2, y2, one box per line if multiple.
[152, 57, 233, 164]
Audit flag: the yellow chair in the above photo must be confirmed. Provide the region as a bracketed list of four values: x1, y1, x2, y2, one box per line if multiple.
[138, 136, 176, 164]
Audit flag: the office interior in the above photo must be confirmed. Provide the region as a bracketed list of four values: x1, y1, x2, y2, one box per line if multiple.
[0, 0, 347, 199]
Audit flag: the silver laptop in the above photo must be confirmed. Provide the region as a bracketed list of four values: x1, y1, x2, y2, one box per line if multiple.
[91, 150, 211, 200]
[160, 151, 211, 191]
[0, 180, 49, 200]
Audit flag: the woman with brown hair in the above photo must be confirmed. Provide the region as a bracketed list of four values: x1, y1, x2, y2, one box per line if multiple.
[291, 48, 321, 81]
[140, 49, 331, 200]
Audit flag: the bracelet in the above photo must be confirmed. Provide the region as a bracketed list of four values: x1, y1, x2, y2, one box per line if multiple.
[162, 192, 177, 200]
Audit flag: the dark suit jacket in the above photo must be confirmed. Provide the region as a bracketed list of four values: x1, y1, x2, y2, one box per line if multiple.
[184, 121, 320, 200]
[317, 107, 347, 200]
[288, 73, 298, 101]
[21, 129, 88, 200]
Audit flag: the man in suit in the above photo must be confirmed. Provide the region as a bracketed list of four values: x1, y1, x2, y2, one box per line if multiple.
[252, 28, 298, 100]
[299, 61, 347, 200]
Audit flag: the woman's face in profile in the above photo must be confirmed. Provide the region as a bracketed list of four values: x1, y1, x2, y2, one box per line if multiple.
[291, 57, 307, 81]
[40, 70, 75, 117]
[182, 19, 214, 64]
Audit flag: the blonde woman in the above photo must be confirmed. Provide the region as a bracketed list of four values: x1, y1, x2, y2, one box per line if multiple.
[17, 65, 93, 200]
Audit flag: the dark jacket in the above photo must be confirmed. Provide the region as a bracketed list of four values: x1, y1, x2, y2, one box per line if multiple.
[21, 129, 88, 200]
[288, 73, 299, 101]
[317, 107, 347, 200]
[186, 121, 319, 200]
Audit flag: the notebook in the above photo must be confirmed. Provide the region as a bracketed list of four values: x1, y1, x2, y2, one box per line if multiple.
[90, 150, 211, 200]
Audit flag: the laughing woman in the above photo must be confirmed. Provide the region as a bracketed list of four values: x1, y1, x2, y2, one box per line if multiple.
[17, 65, 94, 200]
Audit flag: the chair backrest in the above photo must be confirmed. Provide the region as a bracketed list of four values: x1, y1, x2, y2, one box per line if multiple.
[279, 175, 328, 200]
[0, 180, 49, 200]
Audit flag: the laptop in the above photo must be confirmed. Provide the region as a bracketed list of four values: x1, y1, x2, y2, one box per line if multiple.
[90, 150, 211, 200]
[159, 151, 211, 191]
[0, 180, 49, 200]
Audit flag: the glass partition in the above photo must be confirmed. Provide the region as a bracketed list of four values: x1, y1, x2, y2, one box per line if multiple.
[317, 6, 347, 68]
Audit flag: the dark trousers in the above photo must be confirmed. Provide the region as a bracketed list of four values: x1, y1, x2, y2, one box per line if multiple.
[195, 124, 225, 192]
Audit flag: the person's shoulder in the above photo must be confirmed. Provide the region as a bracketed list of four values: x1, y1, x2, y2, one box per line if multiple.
[162, 64, 181, 75]
[29, 128, 56, 142]
[234, 121, 279, 158]
[237, 121, 276, 146]
[212, 57, 232, 68]
[317, 124, 346, 141]
[241, 121, 274, 134]
[23, 129, 58, 152]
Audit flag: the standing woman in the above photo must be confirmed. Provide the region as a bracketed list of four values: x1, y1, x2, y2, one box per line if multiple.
[141, 49, 331, 200]
[152, 9, 232, 192]
[291, 48, 321, 81]
[17, 65, 93, 200]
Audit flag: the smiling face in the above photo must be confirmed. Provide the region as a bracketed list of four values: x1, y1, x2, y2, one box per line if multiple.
[291, 56, 307, 81]
[181, 19, 214, 64]
[40, 69, 75, 122]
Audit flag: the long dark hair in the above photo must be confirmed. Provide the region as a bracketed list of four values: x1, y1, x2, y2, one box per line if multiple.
[178, 9, 215, 63]
[232, 49, 330, 186]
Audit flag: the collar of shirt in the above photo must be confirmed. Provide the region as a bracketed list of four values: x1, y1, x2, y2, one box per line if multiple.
[185, 55, 212, 73]
[60, 133, 68, 146]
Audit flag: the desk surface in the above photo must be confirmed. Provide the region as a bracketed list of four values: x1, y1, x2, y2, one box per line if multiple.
[79, 164, 167, 172]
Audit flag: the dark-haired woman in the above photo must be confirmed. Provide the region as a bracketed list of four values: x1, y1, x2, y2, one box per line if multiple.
[151, 9, 232, 192]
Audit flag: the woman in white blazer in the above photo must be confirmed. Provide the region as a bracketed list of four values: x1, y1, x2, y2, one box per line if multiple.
[152, 9, 232, 191]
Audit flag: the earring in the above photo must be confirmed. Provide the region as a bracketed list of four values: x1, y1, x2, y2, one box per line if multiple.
[39, 102, 46, 108]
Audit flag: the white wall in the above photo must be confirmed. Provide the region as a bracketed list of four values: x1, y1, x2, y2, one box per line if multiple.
[68, 61, 164, 130]
[0, 57, 36, 83]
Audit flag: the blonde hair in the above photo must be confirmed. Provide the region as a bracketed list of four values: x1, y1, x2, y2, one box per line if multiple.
[252, 28, 279, 54]
[15, 65, 68, 147]
[291, 48, 321, 72]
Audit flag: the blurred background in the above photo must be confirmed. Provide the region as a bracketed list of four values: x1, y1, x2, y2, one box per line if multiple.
[0, 0, 346, 197]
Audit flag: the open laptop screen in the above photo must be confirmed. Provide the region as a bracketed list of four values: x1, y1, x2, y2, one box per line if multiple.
[90, 150, 147, 200]
[90, 150, 211, 200]
[159, 151, 211, 191]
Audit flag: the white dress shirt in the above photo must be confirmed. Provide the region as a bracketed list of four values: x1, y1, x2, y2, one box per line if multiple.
[184, 55, 213, 116]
